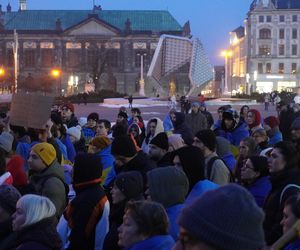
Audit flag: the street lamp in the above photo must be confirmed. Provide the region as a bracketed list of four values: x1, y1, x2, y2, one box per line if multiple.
[51, 68, 62, 95]
[137, 53, 147, 97]
[0, 67, 5, 77]
[221, 50, 233, 95]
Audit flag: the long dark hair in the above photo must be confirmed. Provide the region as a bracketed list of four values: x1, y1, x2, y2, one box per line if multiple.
[273, 141, 299, 170]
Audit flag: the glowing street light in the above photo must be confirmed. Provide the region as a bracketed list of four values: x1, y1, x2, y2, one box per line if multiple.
[51, 69, 61, 78]
[0, 67, 5, 76]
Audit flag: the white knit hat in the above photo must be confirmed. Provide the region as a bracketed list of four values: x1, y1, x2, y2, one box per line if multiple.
[67, 126, 81, 141]
[0, 132, 14, 153]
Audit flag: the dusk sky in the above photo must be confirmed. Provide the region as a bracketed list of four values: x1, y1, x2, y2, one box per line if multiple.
[6, 0, 253, 65]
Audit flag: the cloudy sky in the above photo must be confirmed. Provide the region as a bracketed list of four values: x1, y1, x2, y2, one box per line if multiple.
[6, 0, 253, 65]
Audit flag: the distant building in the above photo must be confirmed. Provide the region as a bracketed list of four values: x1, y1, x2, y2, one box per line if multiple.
[246, 0, 300, 93]
[0, 2, 190, 95]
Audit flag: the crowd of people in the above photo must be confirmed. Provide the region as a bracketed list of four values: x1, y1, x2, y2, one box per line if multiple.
[0, 98, 300, 249]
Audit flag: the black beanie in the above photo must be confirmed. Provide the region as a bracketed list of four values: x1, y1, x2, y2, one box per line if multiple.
[111, 135, 137, 157]
[73, 153, 102, 185]
[195, 129, 216, 152]
[115, 171, 144, 200]
[87, 112, 99, 122]
[118, 111, 128, 120]
[149, 132, 169, 150]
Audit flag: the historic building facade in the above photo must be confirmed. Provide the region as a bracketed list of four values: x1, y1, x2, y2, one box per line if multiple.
[247, 0, 300, 93]
[0, 2, 190, 95]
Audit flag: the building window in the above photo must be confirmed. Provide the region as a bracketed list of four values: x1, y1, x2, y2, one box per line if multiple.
[135, 51, 147, 67]
[259, 28, 271, 39]
[279, 29, 285, 39]
[279, 15, 285, 22]
[292, 63, 297, 74]
[266, 16, 272, 22]
[293, 15, 298, 22]
[292, 45, 298, 56]
[7, 49, 14, 67]
[107, 50, 118, 67]
[258, 63, 263, 74]
[279, 44, 285, 56]
[292, 29, 298, 39]
[259, 16, 264, 22]
[87, 50, 98, 67]
[24, 50, 35, 67]
[266, 63, 272, 73]
[68, 50, 81, 68]
[278, 63, 284, 74]
[259, 45, 271, 56]
[41, 49, 53, 67]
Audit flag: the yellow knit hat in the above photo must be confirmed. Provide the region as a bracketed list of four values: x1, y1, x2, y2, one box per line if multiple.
[32, 142, 57, 166]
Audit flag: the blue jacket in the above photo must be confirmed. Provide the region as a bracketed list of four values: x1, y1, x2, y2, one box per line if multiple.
[220, 122, 249, 147]
[97, 145, 114, 171]
[285, 239, 300, 250]
[16, 141, 39, 172]
[185, 180, 219, 206]
[125, 235, 175, 250]
[166, 204, 183, 241]
[222, 153, 236, 172]
[163, 115, 173, 133]
[55, 138, 68, 161]
[269, 131, 283, 146]
[61, 135, 76, 163]
[245, 176, 272, 208]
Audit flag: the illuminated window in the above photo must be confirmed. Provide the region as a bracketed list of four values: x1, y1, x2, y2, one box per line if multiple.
[278, 63, 284, 74]
[135, 51, 147, 67]
[266, 63, 271, 73]
[259, 45, 271, 56]
[292, 63, 297, 74]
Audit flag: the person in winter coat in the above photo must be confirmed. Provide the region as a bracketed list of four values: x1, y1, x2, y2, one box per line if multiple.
[88, 136, 115, 184]
[247, 109, 263, 135]
[278, 102, 297, 141]
[0, 185, 21, 249]
[61, 103, 78, 128]
[199, 103, 214, 129]
[252, 128, 270, 154]
[218, 109, 249, 147]
[163, 109, 175, 133]
[128, 123, 144, 148]
[171, 112, 194, 145]
[216, 136, 236, 171]
[146, 167, 189, 240]
[234, 137, 258, 183]
[82, 112, 99, 145]
[280, 194, 300, 250]
[111, 135, 155, 185]
[103, 171, 144, 250]
[193, 130, 231, 186]
[118, 200, 175, 250]
[148, 132, 173, 168]
[240, 156, 271, 207]
[185, 102, 207, 136]
[239, 105, 249, 124]
[12, 194, 62, 250]
[171, 146, 219, 206]
[174, 185, 265, 250]
[264, 116, 283, 146]
[28, 143, 67, 217]
[67, 126, 86, 154]
[62, 153, 109, 250]
[141, 117, 164, 154]
[264, 141, 300, 246]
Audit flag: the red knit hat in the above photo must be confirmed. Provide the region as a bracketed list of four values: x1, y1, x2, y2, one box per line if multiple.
[61, 103, 75, 113]
[264, 116, 279, 128]
[6, 155, 28, 186]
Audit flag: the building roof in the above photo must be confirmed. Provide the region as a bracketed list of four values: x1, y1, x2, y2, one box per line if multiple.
[231, 26, 244, 39]
[2, 10, 182, 32]
[250, 0, 300, 10]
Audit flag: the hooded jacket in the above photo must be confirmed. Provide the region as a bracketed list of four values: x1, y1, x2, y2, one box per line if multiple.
[141, 117, 164, 154]
[220, 121, 249, 147]
[185, 110, 208, 136]
[147, 167, 189, 240]
[29, 160, 66, 217]
[172, 112, 194, 145]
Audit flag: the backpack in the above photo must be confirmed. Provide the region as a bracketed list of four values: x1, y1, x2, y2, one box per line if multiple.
[206, 156, 234, 183]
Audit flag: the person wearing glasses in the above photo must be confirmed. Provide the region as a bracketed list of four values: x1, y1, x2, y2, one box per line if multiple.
[264, 141, 300, 246]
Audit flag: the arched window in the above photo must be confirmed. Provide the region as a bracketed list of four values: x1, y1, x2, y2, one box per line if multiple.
[259, 28, 271, 39]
